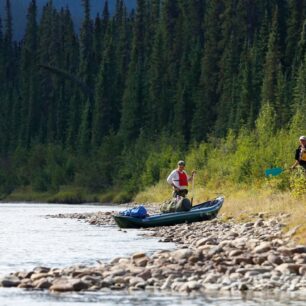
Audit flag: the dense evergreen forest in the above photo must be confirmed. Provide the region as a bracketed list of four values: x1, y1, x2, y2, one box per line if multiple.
[0, 0, 305, 202]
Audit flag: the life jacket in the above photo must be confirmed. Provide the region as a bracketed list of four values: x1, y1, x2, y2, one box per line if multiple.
[300, 147, 306, 162]
[177, 171, 188, 187]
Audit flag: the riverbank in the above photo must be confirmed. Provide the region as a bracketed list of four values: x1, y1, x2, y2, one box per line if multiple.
[136, 184, 306, 244]
[1, 207, 306, 296]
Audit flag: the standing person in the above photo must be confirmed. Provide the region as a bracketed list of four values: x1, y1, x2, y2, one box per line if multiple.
[167, 160, 195, 198]
[291, 136, 306, 170]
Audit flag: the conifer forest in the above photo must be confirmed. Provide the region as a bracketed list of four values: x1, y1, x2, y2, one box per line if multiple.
[0, 0, 305, 202]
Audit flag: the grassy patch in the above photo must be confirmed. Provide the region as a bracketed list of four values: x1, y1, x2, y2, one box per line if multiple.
[5, 186, 53, 202]
[135, 181, 306, 244]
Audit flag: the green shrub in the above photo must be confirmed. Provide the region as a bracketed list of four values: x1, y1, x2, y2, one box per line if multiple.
[47, 189, 87, 204]
[290, 168, 306, 198]
[112, 191, 133, 204]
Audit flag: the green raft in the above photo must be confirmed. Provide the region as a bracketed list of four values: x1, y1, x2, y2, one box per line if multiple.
[113, 196, 224, 229]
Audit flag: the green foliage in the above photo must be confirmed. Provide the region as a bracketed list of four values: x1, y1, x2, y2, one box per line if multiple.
[290, 168, 306, 198]
[1, 1, 306, 202]
[47, 188, 89, 204]
[141, 143, 180, 188]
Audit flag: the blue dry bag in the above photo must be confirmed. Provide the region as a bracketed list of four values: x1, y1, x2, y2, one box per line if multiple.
[120, 205, 147, 218]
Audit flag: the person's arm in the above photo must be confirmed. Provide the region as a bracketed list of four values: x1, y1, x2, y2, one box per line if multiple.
[167, 170, 180, 190]
[292, 148, 300, 169]
[291, 160, 299, 169]
[187, 170, 196, 182]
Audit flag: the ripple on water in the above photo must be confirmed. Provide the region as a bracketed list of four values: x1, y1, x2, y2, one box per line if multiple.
[0, 203, 305, 306]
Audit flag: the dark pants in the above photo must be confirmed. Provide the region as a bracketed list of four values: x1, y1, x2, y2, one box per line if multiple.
[172, 189, 188, 198]
[300, 163, 306, 170]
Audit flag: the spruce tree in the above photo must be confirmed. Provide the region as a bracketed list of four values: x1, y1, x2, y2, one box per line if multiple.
[92, 28, 116, 146]
[3, 0, 13, 89]
[261, 9, 281, 107]
[0, 18, 4, 88]
[292, 55, 306, 113]
[192, 0, 223, 141]
[119, 0, 147, 143]
[19, 0, 39, 147]
[78, 0, 94, 148]
[285, 0, 306, 69]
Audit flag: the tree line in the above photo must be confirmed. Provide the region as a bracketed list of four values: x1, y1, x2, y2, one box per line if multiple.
[0, 0, 305, 200]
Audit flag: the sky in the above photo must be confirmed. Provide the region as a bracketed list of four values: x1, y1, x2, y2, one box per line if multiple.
[0, 0, 136, 40]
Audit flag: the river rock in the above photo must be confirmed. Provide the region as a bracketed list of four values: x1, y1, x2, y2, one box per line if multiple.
[129, 276, 145, 286]
[132, 252, 147, 260]
[229, 250, 243, 257]
[33, 267, 50, 274]
[18, 278, 33, 289]
[137, 269, 152, 280]
[30, 272, 50, 282]
[0, 276, 21, 287]
[254, 242, 272, 253]
[195, 237, 217, 247]
[289, 246, 306, 254]
[267, 254, 283, 265]
[33, 278, 53, 289]
[299, 265, 306, 275]
[254, 219, 264, 227]
[238, 282, 249, 291]
[171, 249, 193, 261]
[275, 264, 301, 275]
[49, 278, 89, 292]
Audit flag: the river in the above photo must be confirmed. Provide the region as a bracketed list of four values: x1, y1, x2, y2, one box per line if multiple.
[0, 203, 304, 306]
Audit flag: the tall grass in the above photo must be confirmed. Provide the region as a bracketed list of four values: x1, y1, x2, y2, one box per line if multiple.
[135, 107, 306, 243]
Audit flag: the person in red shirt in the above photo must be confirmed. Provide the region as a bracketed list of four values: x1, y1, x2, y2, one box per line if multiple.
[167, 160, 195, 198]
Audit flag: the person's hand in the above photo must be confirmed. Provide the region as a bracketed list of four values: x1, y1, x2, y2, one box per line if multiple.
[191, 170, 196, 176]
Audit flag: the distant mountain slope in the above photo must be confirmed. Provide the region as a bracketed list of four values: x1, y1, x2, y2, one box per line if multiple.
[0, 0, 136, 40]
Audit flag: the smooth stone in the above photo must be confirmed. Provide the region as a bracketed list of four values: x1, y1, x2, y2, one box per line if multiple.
[267, 254, 283, 265]
[33, 278, 53, 289]
[275, 264, 301, 275]
[33, 267, 50, 274]
[238, 283, 249, 291]
[195, 237, 217, 247]
[289, 246, 306, 254]
[30, 273, 50, 282]
[171, 249, 193, 261]
[229, 250, 243, 257]
[254, 242, 271, 254]
[0, 276, 21, 288]
[129, 277, 144, 286]
[299, 266, 306, 275]
[49, 278, 89, 292]
[132, 252, 147, 260]
[254, 219, 264, 227]
[137, 269, 152, 280]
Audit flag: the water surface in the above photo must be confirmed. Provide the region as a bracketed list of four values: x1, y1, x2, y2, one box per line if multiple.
[0, 203, 304, 306]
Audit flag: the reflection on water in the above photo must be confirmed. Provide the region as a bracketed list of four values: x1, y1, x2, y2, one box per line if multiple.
[0, 288, 306, 306]
[0, 203, 173, 275]
[0, 203, 305, 306]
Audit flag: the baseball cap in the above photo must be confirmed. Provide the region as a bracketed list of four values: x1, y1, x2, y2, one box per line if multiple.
[178, 160, 185, 166]
[299, 136, 306, 141]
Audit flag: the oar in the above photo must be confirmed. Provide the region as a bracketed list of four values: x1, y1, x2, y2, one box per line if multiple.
[264, 167, 284, 177]
[191, 173, 195, 205]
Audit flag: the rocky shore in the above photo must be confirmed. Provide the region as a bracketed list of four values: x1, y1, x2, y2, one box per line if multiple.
[1, 208, 306, 295]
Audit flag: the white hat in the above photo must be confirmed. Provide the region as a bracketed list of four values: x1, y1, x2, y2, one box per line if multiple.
[299, 136, 306, 141]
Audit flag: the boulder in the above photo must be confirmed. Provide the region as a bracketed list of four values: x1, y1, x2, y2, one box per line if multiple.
[49, 278, 89, 292]
[0, 276, 21, 288]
